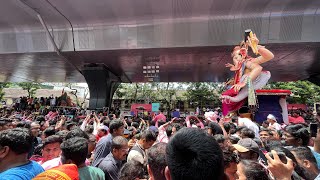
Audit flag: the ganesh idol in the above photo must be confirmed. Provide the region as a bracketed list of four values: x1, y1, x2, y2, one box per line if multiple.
[221, 33, 274, 116]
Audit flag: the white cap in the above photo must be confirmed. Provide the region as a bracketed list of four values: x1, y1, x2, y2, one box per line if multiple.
[267, 114, 277, 122]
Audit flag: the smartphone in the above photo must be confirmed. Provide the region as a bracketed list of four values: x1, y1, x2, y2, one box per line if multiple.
[244, 29, 252, 41]
[267, 151, 287, 164]
[310, 123, 318, 137]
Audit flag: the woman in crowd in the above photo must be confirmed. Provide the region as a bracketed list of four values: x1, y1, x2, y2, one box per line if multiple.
[283, 124, 310, 147]
[236, 160, 270, 180]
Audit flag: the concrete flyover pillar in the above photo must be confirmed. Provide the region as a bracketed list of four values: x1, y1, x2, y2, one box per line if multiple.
[82, 64, 120, 110]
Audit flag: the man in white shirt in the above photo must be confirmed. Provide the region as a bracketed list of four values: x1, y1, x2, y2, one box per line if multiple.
[267, 114, 281, 131]
[127, 129, 157, 165]
[237, 107, 259, 138]
[238, 117, 259, 138]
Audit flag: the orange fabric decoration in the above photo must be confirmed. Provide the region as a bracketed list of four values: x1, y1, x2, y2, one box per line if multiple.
[33, 164, 79, 180]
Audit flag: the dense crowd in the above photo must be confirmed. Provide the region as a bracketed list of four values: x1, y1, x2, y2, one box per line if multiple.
[1, 104, 320, 180]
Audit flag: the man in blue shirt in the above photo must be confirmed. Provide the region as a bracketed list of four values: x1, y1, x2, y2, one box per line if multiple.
[98, 136, 128, 180]
[0, 128, 44, 180]
[92, 120, 124, 167]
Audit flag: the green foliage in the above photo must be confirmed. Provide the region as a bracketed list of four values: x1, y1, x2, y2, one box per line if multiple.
[183, 82, 222, 107]
[114, 83, 182, 109]
[18, 82, 41, 98]
[0, 82, 11, 101]
[114, 83, 141, 102]
[264, 81, 320, 105]
[39, 84, 54, 89]
[114, 82, 224, 109]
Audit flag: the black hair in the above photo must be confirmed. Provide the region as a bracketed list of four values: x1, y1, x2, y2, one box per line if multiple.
[43, 126, 56, 138]
[259, 128, 270, 133]
[229, 136, 240, 144]
[60, 137, 88, 166]
[289, 147, 318, 167]
[147, 142, 167, 180]
[66, 121, 77, 131]
[264, 140, 283, 152]
[56, 130, 69, 140]
[239, 160, 269, 180]
[166, 126, 173, 138]
[166, 128, 224, 180]
[285, 124, 310, 146]
[43, 135, 63, 148]
[158, 121, 166, 127]
[231, 116, 238, 123]
[240, 128, 255, 139]
[49, 119, 58, 126]
[120, 161, 145, 180]
[65, 128, 89, 140]
[111, 136, 128, 150]
[131, 122, 139, 129]
[223, 123, 231, 134]
[36, 116, 45, 122]
[235, 126, 246, 133]
[16, 121, 30, 128]
[238, 106, 250, 114]
[208, 122, 223, 135]
[229, 128, 237, 135]
[127, 127, 136, 139]
[223, 149, 239, 168]
[109, 120, 124, 134]
[150, 121, 156, 126]
[172, 123, 182, 132]
[0, 128, 33, 154]
[33, 144, 43, 156]
[140, 130, 157, 142]
[213, 134, 225, 144]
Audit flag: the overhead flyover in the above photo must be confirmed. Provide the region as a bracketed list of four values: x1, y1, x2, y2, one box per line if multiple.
[0, 0, 320, 108]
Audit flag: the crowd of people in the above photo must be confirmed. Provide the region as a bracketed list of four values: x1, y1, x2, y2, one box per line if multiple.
[1, 104, 320, 180]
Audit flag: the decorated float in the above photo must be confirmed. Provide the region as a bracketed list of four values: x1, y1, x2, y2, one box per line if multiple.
[221, 29, 292, 124]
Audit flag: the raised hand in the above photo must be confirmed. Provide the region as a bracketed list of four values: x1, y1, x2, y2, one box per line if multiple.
[265, 150, 294, 180]
[225, 63, 238, 71]
[231, 82, 246, 92]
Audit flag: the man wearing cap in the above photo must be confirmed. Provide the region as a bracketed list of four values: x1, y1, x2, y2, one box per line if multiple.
[95, 125, 109, 141]
[233, 138, 260, 161]
[267, 114, 281, 131]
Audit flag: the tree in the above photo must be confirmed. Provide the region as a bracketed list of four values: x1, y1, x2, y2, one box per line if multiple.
[183, 82, 222, 108]
[114, 83, 142, 103]
[264, 81, 320, 105]
[114, 82, 183, 115]
[18, 82, 41, 98]
[153, 82, 181, 116]
[0, 82, 11, 101]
